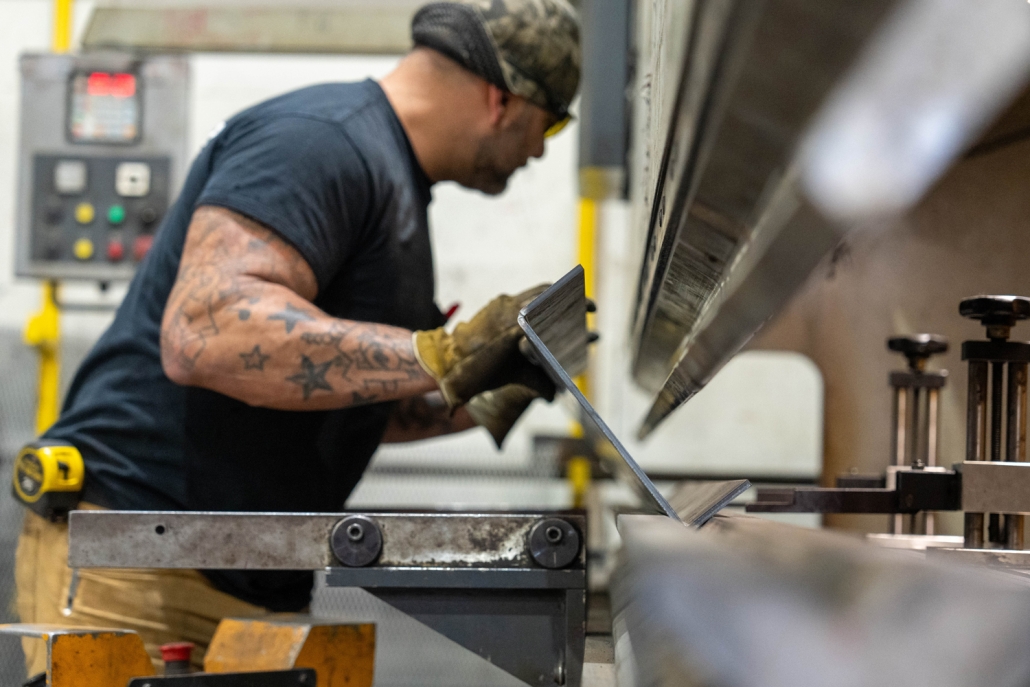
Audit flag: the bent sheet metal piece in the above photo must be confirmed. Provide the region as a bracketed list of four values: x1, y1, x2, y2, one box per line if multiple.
[518, 265, 749, 525]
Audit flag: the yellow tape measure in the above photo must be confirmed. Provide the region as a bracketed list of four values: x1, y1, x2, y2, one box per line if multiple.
[12, 442, 84, 520]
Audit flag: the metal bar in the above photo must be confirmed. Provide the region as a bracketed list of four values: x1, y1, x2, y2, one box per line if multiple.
[927, 386, 940, 535]
[127, 670, 315, 687]
[965, 513, 985, 549]
[69, 511, 586, 570]
[894, 387, 908, 466]
[968, 360, 989, 462]
[893, 386, 910, 533]
[84, 6, 419, 54]
[324, 567, 586, 590]
[928, 387, 940, 467]
[614, 513, 1030, 687]
[1008, 362, 1028, 548]
[965, 360, 988, 548]
[1007, 362, 1027, 463]
[747, 488, 898, 514]
[910, 386, 922, 464]
[992, 362, 1005, 463]
[962, 461, 1030, 514]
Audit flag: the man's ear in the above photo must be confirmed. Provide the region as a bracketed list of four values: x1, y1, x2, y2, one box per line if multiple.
[486, 83, 510, 129]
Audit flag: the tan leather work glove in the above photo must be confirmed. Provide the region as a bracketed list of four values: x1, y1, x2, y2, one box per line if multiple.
[466, 384, 542, 448]
[413, 285, 555, 409]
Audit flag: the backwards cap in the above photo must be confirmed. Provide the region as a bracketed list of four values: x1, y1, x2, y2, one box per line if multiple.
[411, 0, 581, 119]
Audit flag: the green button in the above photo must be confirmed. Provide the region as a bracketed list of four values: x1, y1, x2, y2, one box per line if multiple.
[107, 204, 126, 225]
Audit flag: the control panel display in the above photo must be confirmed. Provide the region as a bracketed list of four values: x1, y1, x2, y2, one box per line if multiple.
[17, 53, 188, 280]
[68, 71, 141, 144]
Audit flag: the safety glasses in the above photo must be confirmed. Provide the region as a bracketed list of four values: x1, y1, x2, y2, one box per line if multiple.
[544, 114, 573, 139]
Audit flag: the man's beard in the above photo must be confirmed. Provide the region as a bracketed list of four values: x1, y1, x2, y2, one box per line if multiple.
[467, 139, 518, 195]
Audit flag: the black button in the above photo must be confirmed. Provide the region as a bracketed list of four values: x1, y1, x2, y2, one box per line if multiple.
[139, 206, 159, 226]
[44, 203, 64, 225]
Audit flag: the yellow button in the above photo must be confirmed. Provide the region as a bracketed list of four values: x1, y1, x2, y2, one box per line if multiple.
[74, 202, 95, 224]
[73, 238, 94, 261]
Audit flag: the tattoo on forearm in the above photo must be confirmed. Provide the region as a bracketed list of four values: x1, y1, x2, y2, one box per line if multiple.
[286, 355, 334, 399]
[163, 207, 431, 408]
[268, 303, 316, 334]
[239, 345, 270, 370]
[162, 207, 312, 373]
[352, 391, 378, 405]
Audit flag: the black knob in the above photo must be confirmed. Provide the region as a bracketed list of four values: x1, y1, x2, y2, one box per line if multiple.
[887, 334, 948, 371]
[528, 518, 580, 569]
[44, 203, 64, 225]
[140, 206, 159, 226]
[331, 515, 382, 567]
[959, 295, 1030, 340]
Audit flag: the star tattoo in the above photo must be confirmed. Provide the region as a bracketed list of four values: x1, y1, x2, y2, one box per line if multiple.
[268, 303, 315, 334]
[239, 345, 270, 371]
[286, 355, 334, 399]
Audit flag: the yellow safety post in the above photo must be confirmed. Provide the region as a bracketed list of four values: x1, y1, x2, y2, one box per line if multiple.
[25, 283, 62, 435]
[567, 194, 598, 508]
[52, 0, 74, 53]
[573, 197, 597, 397]
[26, 0, 74, 435]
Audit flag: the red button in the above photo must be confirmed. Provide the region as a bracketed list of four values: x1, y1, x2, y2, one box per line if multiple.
[159, 642, 194, 664]
[133, 234, 154, 261]
[107, 240, 124, 262]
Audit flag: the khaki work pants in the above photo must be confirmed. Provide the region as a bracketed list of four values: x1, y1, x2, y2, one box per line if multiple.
[14, 504, 268, 677]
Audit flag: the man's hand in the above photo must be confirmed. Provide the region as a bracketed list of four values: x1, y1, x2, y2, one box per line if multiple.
[381, 392, 477, 443]
[466, 384, 543, 448]
[412, 286, 556, 409]
[160, 206, 437, 410]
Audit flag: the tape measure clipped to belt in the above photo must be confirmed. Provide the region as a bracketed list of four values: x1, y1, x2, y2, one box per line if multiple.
[12, 441, 84, 521]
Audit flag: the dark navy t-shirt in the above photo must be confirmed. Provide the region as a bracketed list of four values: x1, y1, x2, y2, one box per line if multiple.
[44, 80, 446, 611]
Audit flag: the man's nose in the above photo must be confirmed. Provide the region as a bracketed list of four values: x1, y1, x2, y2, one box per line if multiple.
[530, 136, 545, 160]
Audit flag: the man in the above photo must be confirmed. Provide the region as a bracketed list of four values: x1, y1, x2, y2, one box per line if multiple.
[15, 0, 580, 673]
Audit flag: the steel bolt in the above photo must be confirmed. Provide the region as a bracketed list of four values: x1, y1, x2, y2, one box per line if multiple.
[529, 518, 580, 569]
[331, 515, 382, 567]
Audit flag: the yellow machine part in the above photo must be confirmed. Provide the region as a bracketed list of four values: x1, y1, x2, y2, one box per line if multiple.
[0, 624, 155, 687]
[49, 631, 155, 687]
[205, 617, 376, 687]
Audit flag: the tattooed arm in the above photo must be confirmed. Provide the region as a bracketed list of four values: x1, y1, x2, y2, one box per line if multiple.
[380, 392, 477, 443]
[160, 205, 438, 410]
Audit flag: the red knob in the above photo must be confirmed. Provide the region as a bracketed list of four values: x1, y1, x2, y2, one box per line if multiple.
[133, 234, 154, 261]
[107, 240, 125, 262]
[159, 642, 194, 664]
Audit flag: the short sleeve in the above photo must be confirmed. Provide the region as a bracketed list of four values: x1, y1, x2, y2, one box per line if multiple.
[196, 115, 370, 291]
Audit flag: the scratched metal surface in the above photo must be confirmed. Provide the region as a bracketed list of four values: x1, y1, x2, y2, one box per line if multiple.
[629, 0, 1030, 438]
[67, 511, 586, 570]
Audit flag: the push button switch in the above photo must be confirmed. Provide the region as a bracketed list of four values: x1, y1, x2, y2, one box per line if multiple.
[115, 162, 151, 197]
[139, 206, 159, 226]
[73, 238, 94, 261]
[54, 160, 87, 195]
[133, 234, 154, 261]
[44, 203, 64, 225]
[74, 202, 95, 225]
[107, 240, 125, 262]
[107, 204, 126, 225]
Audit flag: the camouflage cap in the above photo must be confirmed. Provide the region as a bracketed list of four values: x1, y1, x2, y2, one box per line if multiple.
[411, 0, 581, 119]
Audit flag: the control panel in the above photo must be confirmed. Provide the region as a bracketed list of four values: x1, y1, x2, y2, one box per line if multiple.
[16, 53, 189, 281]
